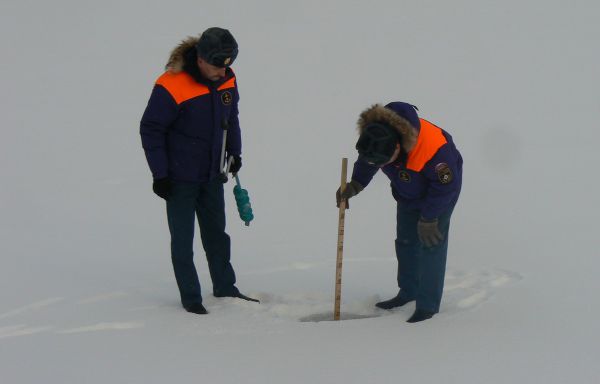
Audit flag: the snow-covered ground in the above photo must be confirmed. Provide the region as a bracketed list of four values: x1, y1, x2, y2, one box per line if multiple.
[1, 1, 599, 383]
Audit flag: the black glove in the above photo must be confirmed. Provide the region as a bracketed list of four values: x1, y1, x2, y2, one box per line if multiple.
[152, 177, 171, 200]
[229, 155, 242, 174]
[336, 180, 364, 209]
[417, 217, 444, 247]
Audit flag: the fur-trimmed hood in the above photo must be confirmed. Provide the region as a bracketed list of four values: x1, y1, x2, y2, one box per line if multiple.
[163, 36, 234, 85]
[165, 36, 200, 73]
[357, 104, 418, 144]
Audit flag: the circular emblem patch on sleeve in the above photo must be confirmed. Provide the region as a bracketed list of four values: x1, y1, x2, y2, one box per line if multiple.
[221, 91, 232, 105]
[435, 163, 453, 184]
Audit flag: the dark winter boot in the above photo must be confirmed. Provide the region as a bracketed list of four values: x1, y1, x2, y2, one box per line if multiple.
[184, 303, 208, 315]
[214, 288, 260, 303]
[375, 293, 414, 310]
[234, 292, 260, 303]
[406, 309, 435, 323]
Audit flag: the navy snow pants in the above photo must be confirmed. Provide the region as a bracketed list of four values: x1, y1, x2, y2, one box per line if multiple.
[395, 203, 455, 313]
[166, 180, 237, 308]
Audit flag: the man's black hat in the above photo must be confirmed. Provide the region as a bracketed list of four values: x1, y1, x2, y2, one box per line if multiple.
[356, 123, 400, 166]
[196, 27, 238, 68]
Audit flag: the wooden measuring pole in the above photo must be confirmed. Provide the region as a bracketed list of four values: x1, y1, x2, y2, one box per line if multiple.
[334, 158, 348, 320]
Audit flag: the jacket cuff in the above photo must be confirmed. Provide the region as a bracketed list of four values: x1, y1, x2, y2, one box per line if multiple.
[419, 215, 438, 223]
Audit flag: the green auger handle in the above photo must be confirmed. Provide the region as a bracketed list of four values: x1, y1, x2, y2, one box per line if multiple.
[233, 175, 254, 226]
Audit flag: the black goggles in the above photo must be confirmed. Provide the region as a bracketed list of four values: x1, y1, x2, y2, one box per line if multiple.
[205, 48, 238, 68]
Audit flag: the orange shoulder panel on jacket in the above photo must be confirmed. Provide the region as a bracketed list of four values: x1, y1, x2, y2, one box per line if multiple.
[406, 119, 448, 172]
[217, 77, 236, 91]
[155, 72, 210, 105]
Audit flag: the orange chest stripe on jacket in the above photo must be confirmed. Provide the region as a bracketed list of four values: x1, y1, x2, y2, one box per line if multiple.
[406, 119, 448, 172]
[156, 72, 236, 105]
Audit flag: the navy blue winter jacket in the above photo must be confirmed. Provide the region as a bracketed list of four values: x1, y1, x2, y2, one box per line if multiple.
[351, 104, 462, 220]
[140, 38, 241, 183]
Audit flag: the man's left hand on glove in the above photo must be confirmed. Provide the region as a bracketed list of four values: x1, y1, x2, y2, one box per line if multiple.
[417, 217, 444, 247]
[336, 180, 364, 209]
[229, 155, 242, 174]
[152, 177, 171, 200]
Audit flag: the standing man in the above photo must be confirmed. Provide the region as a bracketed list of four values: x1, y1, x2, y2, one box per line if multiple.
[337, 102, 462, 323]
[140, 27, 257, 315]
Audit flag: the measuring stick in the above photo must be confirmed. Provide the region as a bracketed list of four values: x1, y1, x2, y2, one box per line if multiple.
[334, 158, 348, 321]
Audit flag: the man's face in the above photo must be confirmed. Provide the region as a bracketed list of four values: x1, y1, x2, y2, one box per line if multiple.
[197, 58, 227, 81]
